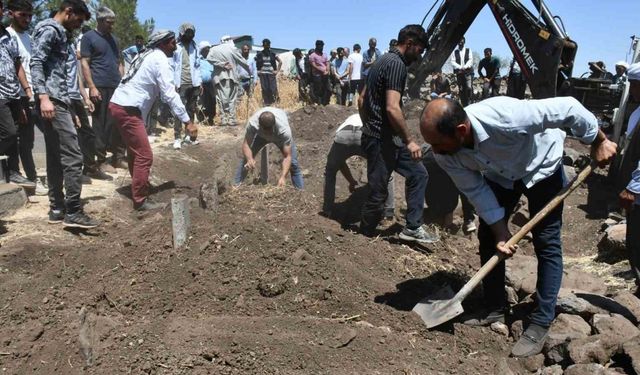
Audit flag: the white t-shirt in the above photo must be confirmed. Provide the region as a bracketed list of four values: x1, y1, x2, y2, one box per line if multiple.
[348, 52, 363, 80]
[7, 27, 31, 96]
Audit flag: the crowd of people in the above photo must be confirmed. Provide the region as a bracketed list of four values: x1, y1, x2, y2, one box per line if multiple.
[2, 0, 640, 362]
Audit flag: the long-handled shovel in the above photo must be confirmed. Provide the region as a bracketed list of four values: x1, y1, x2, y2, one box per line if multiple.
[413, 160, 597, 328]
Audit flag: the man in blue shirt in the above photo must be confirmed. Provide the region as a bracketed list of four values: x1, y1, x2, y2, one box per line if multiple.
[420, 96, 617, 357]
[332, 47, 350, 105]
[361, 37, 381, 83]
[197, 41, 215, 126]
[618, 63, 640, 292]
[122, 35, 144, 70]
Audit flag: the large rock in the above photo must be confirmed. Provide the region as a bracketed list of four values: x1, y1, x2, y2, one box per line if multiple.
[622, 335, 640, 374]
[544, 314, 592, 365]
[564, 363, 619, 375]
[556, 292, 636, 321]
[0, 183, 27, 217]
[540, 365, 563, 375]
[567, 334, 622, 365]
[591, 313, 640, 340]
[506, 255, 607, 297]
[612, 290, 640, 325]
[597, 224, 627, 264]
[198, 180, 219, 213]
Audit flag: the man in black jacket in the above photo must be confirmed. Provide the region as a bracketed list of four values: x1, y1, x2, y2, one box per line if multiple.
[255, 38, 281, 106]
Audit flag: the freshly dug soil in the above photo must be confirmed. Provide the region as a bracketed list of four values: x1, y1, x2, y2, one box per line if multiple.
[0, 103, 628, 374]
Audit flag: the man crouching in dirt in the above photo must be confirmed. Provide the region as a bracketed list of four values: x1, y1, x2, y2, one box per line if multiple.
[420, 96, 617, 357]
[234, 107, 304, 189]
[109, 30, 197, 211]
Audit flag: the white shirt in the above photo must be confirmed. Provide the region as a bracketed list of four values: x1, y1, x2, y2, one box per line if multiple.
[435, 96, 598, 225]
[451, 47, 473, 71]
[111, 49, 189, 124]
[627, 107, 640, 139]
[336, 114, 363, 133]
[348, 52, 363, 80]
[7, 26, 31, 97]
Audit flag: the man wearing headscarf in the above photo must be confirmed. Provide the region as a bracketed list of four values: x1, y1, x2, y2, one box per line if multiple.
[171, 23, 201, 149]
[613, 61, 629, 86]
[206, 36, 250, 126]
[109, 30, 197, 211]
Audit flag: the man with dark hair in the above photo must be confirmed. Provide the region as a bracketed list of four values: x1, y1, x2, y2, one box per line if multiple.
[234, 107, 303, 189]
[309, 40, 330, 105]
[420, 96, 617, 357]
[122, 34, 145, 70]
[478, 47, 501, 99]
[362, 37, 381, 83]
[5, 0, 39, 190]
[81, 6, 126, 171]
[347, 43, 363, 104]
[31, 0, 99, 228]
[237, 43, 256, 98]
[110, 30, 196, 211]
[451, 37, 473, 106]
[255, 38, 281, 106]
[332, 47, 350, 105]
[292, 48, 309, 103]
[358, 24, 437, 243]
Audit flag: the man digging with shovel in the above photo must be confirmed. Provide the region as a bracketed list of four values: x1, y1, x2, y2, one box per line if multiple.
[420, 96, 617, 357]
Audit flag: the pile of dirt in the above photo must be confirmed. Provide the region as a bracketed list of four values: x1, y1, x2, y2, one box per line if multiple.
[0, 103, 636, 374]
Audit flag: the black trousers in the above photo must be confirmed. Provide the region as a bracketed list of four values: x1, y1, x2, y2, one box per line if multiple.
[173, 85, 199, 140]
[70, 99, 97, 171]
[311, 75, 330, 105]
[0, 99, 22, 175]
[198, 80, 216, 124]
[360, 135, 428, 234]
[92, 87, 124, 164]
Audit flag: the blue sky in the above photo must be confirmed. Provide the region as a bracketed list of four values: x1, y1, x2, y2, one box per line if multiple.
[138, 0, 639, 75]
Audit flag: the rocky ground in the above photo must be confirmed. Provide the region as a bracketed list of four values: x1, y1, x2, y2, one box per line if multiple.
[0, 103, 637, 374]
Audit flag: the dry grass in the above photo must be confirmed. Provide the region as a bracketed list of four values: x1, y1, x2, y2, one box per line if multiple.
[233, 76, 304, 124]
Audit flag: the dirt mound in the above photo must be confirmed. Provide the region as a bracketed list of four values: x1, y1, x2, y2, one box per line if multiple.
[289, 104, 357, 143]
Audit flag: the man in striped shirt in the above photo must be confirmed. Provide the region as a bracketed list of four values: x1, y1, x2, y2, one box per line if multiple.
[358, 24, 438, 243]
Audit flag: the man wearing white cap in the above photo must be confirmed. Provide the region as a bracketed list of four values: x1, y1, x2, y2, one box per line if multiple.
[618, 62, 640, 290]
[206, 36, 250, 126]
[613, 61, 629, 86]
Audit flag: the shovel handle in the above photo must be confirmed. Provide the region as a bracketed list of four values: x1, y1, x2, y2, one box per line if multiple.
[454, 160, 596, 300]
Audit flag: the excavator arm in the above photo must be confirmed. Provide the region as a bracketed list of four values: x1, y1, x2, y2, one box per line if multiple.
[408, 0, 577, 99]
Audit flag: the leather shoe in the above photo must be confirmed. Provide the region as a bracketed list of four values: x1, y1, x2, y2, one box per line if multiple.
[112, 159, 129, 170]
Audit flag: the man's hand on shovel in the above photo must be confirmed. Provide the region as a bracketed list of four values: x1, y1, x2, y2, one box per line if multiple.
[491, 219, 518, 257]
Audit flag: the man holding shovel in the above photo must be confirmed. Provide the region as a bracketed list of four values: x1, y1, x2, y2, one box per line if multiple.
[420, 96, 617, 357]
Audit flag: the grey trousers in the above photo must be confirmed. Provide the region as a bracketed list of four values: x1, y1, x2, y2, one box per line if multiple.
[216, 79, 239, 125]
[40, 101, 83, 213]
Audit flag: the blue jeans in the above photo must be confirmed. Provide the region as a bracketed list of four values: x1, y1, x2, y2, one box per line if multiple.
[360, 134, 427, 234]
[323, 141, 394, 216]
[627, 205, 640, 286]
[234, 136, 304, 189]
[478, 166, 565, 327]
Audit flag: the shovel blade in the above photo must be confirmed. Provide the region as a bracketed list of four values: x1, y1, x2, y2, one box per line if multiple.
[412, 285, 464, 328]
